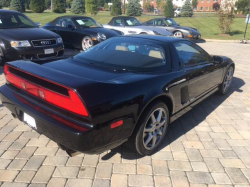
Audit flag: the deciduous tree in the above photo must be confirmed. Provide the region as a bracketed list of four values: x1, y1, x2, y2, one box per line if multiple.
[218, 0, 234, 34]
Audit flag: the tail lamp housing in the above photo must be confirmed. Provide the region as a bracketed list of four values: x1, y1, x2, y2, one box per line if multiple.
[4, 65, 89, 117]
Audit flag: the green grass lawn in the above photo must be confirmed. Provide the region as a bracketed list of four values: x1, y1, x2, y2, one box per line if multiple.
[24, 10, 250, 40]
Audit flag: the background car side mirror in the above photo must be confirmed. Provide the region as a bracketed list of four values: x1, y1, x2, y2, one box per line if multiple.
[213, 56, 223, 64]
[66, 25, 75, 30]
[36, 22, 41, 27]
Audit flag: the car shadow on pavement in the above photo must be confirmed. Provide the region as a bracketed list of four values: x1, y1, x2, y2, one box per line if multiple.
[101, 76, 245, 160]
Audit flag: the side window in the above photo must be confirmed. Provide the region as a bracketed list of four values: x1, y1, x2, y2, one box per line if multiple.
[56, 18, 74, 27]
[113, 19, 124, 26]
[173, 41, 211, 66]
[155, 20, 163, 26]
[145, 20, 153, 26]
[18, 15, 34, 27]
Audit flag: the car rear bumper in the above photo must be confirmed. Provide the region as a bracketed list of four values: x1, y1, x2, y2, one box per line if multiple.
[4, 44, 64, 61]
[0, 84, 129, 154]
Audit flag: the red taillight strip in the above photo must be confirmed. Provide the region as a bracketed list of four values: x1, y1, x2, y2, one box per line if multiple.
[5, 65, 89, 117]
[15, 94, 88, 132]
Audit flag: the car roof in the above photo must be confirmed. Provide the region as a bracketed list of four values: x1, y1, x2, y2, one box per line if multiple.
[0, 9, 20, 13]
[51, 15, 92, 22]
[119, 35, 186, 43]
[112, 16, 135, 19]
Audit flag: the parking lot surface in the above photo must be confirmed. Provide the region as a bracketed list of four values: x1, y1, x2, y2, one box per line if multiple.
[0, 42, 250, 187]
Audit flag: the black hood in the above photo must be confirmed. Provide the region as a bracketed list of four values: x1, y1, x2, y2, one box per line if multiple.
[0, 28, 59, 41]
[80, 27, 120, 38]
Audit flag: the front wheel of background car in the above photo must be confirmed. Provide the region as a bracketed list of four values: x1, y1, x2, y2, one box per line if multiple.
[174, 31, 183, 38]
[127, 101, 169, 156]
[0, 56, 6, 66]
[81, 36, 93, 51]
[140, 32, 148, 35]
[219, 66, 234, 95]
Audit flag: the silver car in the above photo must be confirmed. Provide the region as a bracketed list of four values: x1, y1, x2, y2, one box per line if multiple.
[143, 18, 201, 40]
[103, 16, 173, 36]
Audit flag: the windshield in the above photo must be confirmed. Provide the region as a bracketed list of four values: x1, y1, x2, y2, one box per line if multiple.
[164, 18, 178, 26]
[125, 18, 142, 26]
[0, 13, 37, 29]
[73, 37, 169, 72]
[73, 17, 102, 28]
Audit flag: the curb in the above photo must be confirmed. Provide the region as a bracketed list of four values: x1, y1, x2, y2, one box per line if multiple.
[203, 39, 249, 43]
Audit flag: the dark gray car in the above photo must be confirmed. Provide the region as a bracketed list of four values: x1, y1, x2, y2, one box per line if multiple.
[143, 18, 201, 40]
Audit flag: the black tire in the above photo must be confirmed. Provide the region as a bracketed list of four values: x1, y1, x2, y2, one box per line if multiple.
[140, 32, 148, 35]
[81, 36, 93, 51]
[0, 56, 6, 66]
[219, 66, 234, 95]
[127, 101, 169, 155]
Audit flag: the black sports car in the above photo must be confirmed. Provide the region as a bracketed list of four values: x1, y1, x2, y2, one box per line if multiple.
[0, 10, 64, 65]
[143, 18, 201, 40]
[0, 36, 234, 156]
[43, 16, 121, 51]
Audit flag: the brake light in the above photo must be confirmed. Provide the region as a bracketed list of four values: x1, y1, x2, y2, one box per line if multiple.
[4, 65, 89, 117]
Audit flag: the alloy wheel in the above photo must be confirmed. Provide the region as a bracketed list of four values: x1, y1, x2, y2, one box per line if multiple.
[82, 37, 93, 51]
[143, 108, 167, 150]
[174, 31, 183, 38]
[223, 67, 234, 93]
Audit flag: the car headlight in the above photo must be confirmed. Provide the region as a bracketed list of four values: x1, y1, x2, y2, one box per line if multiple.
[97, 33, 106, 40]
[57, 37, 63, 44]
[10, 40, 31, 47]
[153, 30, 161, 35]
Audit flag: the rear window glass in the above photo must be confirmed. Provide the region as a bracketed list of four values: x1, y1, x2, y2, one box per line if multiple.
[73, 37, 170, 72]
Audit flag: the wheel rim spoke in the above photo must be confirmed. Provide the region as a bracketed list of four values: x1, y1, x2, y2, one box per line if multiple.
[144, 133, 153, 146]
[143, 108, 168, 150]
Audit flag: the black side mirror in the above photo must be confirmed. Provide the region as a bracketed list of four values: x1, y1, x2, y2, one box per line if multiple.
[66, 25, 75, 29]
[213, 56, 223, 64]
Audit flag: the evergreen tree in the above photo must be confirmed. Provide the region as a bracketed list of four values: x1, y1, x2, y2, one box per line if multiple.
[25, 0, 30, 9]
[71, 0, 85, 14]
[181, 0, 193, 17]
[53, 0, 66, 13]
[45, 0, 51, 9]
[111, 0, 121, 16]
[66, 0, 73, 8]
[126, 0, 141, 16]
[0, 0, 11, 7]
[10, 0, 24, 12]
[85, 0, 98, 15]
[163, 0, 174, 17]
[30, 0, 45, 13]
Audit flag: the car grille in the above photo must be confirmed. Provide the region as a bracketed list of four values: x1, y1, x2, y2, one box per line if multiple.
[31, 39, 57, 47]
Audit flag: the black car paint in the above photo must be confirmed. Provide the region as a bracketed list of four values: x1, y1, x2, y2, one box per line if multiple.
[43, 16, 120, 49]
[0, 10, 64, 61]
[0, 36, 234, 154]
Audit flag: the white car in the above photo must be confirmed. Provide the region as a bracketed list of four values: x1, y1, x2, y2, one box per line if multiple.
[103, 16, 173, 36]
[174, 8, 181, 17]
